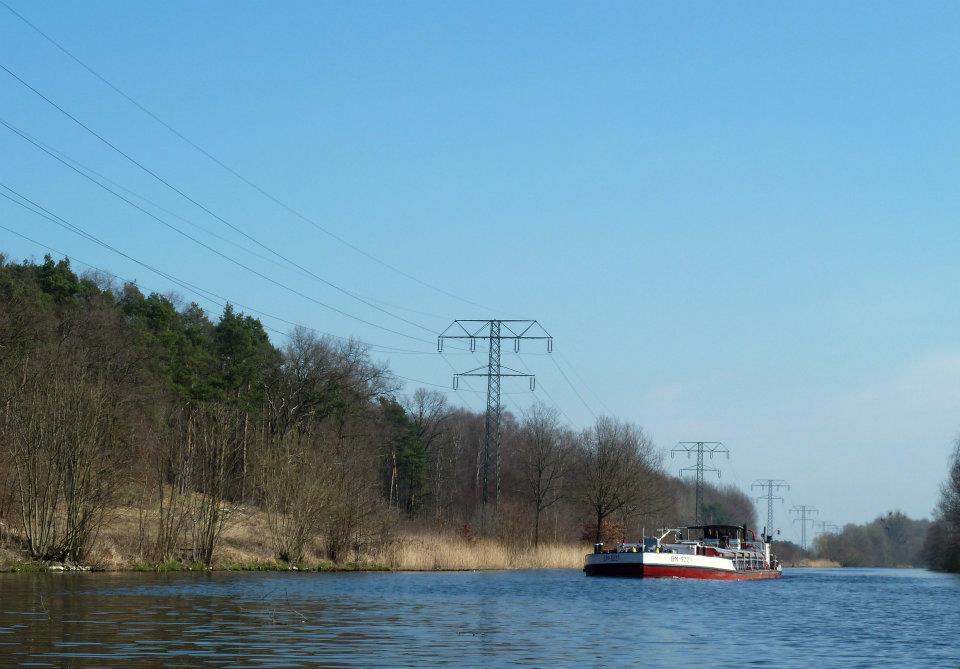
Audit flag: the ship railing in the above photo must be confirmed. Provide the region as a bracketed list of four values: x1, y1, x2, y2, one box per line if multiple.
[731, 551, 772, 571]
[715, 546, 771, 570]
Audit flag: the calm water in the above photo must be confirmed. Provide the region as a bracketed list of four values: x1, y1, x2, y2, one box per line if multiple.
[0, 568, 957, 668]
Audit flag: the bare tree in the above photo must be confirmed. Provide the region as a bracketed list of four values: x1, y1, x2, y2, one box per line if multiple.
[576, 416, 664, 545]
[515, 404, 572, 546]
[257, 431, 333, 563]
[148, 406, 193, 561]
[4, 348, 125, 562]
[187, 403, 243, 566]
[323, 417, 387, 563]
[265, 329, 392, 439]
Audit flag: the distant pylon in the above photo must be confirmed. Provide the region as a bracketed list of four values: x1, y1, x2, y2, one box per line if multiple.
[814, 520, 839, 536]
[752, 479, 789, 537]
[438, 320, 552, 519]
[791, 505, 819, 550]
[671, 441, 729, 524]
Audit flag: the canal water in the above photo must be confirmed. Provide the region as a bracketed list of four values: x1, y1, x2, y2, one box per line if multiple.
[0, 568, 957, 667]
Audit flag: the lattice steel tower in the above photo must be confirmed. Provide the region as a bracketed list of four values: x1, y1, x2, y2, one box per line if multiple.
[671, 441, 729, 525]
[791, 505, 819, 550]
[814, 520, 839, 536]
[438, 320, 552, 516]
[752, 479, 789, 536]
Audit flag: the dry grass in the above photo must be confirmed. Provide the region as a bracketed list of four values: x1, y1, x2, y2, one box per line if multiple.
[97, 497, 300, 569]
[3, 492, 588, 572]
[385, 532, 587, 571]
[793, 558, 840, 568]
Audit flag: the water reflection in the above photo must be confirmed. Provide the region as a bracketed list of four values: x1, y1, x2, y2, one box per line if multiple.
[0, 569, 957, 667]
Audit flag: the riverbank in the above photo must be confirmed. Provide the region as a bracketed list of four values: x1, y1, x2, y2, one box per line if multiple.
[0, 541, 588, 574]
[785, 558, 842, 568]
[0, 545, 588, 573]
[0, 503, 588, 574]
[2, 539, 842, 573]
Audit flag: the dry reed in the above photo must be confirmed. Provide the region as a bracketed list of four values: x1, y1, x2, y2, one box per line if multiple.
[386, 532, 587, 571]
[793, 558, 840, 568]
[3, 493, 588, 571]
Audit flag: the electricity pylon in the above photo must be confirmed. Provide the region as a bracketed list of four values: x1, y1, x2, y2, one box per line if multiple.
[438, 320, 552, 520]
[814, 521, 839, 535]
[791, 505, 819, 550]
[752, 479, 789, 537]
[671, 441, 729, 525]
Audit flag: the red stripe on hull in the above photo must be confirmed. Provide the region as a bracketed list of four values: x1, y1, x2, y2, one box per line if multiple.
[584, 563, 782, 580]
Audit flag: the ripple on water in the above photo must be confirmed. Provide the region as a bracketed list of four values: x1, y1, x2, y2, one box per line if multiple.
[0, 568, 958, 667]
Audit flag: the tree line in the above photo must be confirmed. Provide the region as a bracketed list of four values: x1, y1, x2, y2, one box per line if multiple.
[814, 512, 930, 568]
[0, 253, 756, 567]
[787, 451, 960, 569]
[922, 440, 960, 572]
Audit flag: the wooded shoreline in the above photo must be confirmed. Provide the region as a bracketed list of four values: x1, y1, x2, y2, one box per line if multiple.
[0, 254, 951, 575]
[0, 254, 758, 573]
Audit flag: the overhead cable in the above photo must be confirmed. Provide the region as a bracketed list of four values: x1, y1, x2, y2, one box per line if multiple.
[0, 183, 435, 353]
[0, 11, 503, 313]
[0, 63, 440, 336]
[0, 123, 436, 346]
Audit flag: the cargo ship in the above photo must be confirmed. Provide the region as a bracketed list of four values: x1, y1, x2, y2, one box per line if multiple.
[583, 524, 783, 580]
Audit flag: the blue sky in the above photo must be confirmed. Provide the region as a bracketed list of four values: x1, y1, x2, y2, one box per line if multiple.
[2, 1, 959, 540]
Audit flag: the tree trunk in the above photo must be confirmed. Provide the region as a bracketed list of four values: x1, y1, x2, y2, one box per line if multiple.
[389, 450, 397, 508]
[241, 409, 249, 501]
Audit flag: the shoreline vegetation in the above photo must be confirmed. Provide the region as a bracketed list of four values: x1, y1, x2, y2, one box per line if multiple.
[0, 491, 836, 573]
[0, 255, 943, 576]
[0, 553, 848, 575]
[0, 492, 838, 573]
[0, 502, 590, 573]
[2, 533, 842, 574]
[0, 255, 761, 577]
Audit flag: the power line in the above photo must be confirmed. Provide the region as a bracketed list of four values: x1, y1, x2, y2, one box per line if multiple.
[15, 121, 453, 326]
[15, 126, 319, 273]
[0, 1, 503, 314]
[0, 184, 439, 355]
[549, 353, 597, 419]
[555, 351, 611, 414]
[0, 125, 437, 346]
[0, 65, 442, 337]
[510, 350, 578, 429]
[0, 219, 214, 307]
